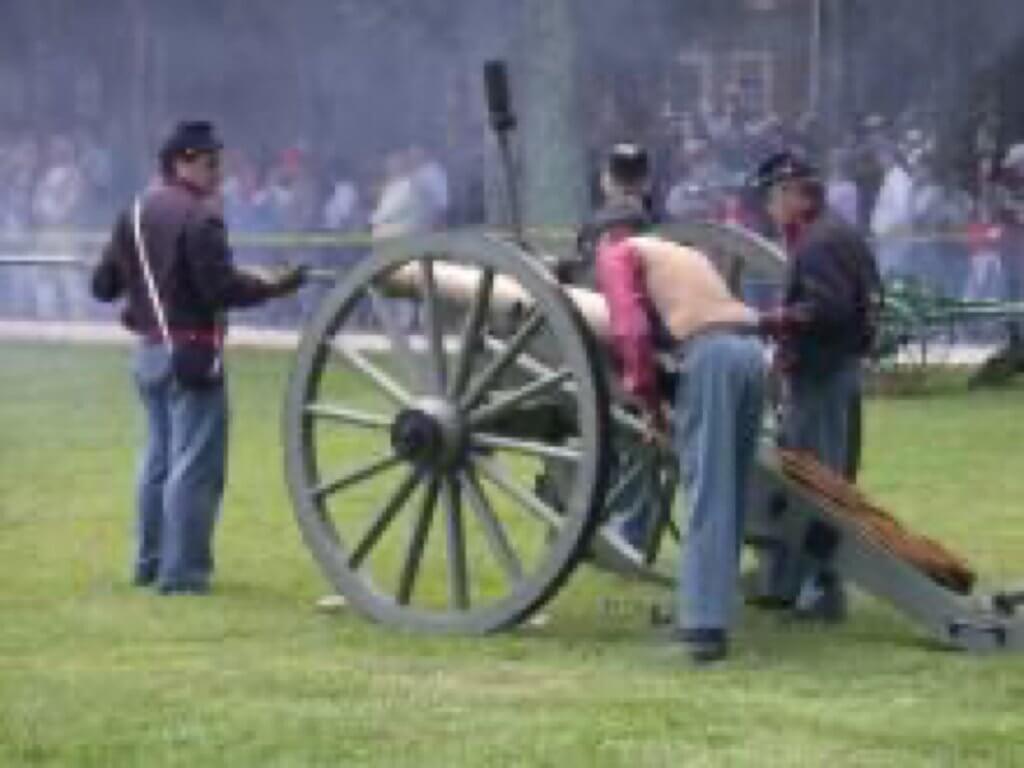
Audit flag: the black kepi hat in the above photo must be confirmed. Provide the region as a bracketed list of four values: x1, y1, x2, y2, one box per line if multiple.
[159, 120, 223, 162]
[606, 142, 650, 186]
[750, 150, 819, 191]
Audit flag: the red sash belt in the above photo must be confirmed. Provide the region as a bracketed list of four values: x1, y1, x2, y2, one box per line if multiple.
[140, 328, 224, 346]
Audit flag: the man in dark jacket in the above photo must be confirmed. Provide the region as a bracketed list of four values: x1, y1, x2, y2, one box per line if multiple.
[566, 144, 662, 553]
[92, 120, 305, 594]
[751, 150, 882, 619]
[570, 142, 656, 286]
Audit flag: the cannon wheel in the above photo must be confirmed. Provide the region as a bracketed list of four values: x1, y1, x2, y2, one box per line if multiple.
[586, 220, 785, 587]
[283, 231, 610, 634]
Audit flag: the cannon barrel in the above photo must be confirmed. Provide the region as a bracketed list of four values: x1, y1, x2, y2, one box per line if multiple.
[384, 256, 611, 340]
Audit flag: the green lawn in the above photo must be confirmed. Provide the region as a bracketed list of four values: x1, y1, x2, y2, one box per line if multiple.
[1, 342, 1023, 767]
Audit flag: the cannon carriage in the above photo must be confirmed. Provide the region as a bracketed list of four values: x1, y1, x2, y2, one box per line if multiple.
[280, 219, 1024, 652]
[278, 60, 1024, 648]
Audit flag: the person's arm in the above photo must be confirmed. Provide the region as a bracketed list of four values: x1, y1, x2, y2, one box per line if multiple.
[91, 212, 127, 302]
[594, 237, 660, 415]
[181, 213, 302, 309]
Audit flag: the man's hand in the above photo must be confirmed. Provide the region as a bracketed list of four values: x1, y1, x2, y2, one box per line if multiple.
[271, 264, 308, 296]
[757, 305, 810, 340]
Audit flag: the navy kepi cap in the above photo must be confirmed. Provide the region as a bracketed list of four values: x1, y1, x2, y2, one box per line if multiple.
[750, 150, 819, 190]
[606, 142, 650, 184]
[160, 120, 223, 160]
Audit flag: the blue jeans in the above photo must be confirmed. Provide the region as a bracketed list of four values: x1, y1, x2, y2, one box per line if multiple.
[133, 343, 228, 591]
[781, 360, 860, 476]
[675, 332, 766, 631]
[768, 359, 860, 604]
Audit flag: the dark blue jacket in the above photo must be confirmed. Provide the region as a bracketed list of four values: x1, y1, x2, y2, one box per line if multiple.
[92, 181, 275, 335]
[782, 211, 882, 377]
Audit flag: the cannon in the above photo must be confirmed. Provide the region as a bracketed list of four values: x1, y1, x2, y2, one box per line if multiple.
[278, 218, 1024, 651]
[276, 62, 1024, 649]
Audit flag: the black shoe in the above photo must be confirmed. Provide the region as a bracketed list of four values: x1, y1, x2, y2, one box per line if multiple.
[673, 627, 729, 665]
[132, 566, 157, 587]
[156, 582, 209, 596]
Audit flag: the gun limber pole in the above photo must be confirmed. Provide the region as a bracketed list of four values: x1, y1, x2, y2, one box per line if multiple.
[484, 60, 524, 245]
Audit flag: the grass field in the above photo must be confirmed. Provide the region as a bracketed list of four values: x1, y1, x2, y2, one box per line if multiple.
[1, 342, 1023, 767]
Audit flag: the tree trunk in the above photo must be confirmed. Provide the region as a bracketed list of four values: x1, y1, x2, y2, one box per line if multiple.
[517, 0, 587, 245]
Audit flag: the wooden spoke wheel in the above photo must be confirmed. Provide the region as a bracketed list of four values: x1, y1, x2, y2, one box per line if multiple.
[283, 232, 610, 634]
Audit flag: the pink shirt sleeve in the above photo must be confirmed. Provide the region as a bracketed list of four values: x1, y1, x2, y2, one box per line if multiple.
[595, 236, 659, 413]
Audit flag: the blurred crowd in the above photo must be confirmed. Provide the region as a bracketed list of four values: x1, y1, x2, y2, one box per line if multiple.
[0, 128, 115, 233]
[635, 97, 1024, 334]
[0, 130, 458, 325]
[2, 95, 1023, 331]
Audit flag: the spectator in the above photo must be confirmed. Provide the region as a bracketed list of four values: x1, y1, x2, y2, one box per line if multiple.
[222, 150, 281, 327]
[664, 139, 729, 222]
[321, 161, 362, 232]
[0, 133, 39, 317]
[222, 149, 273, 233]
[32, 135, 86, 228]
[32, 135, 87, 320]
[74, 127, 114, 222]
[315, 159, 367, 316]
[264, 146, 318, 324]
[871, 145, 914, 277]
[849, 114, 888, 229]
[825, 150, 859, 228]
[370, 149, 433, 238]
[407, 145, 449, 230]
[994, 144, 1024, 350]
[962, 215, 1005, 339]
[267, 146, 318, 232]
[370, 149, 434, 330]
[908, 152, 972, 297]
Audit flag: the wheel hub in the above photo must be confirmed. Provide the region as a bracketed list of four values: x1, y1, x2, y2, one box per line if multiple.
[390, 399, 465, 469]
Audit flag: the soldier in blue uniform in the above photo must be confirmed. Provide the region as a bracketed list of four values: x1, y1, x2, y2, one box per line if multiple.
[750, 151, 883, 619]
[92, 121, 306, 594]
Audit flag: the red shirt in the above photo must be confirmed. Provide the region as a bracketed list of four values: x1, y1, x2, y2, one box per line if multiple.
[594, 232, 660, 413]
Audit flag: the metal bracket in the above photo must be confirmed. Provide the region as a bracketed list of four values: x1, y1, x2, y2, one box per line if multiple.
[947, 618, 1010, 650]
[992, 591, 1024, 616]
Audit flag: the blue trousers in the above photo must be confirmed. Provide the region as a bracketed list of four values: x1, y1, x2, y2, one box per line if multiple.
[766, 359, 860, 602]
[675, 333, 766, 631]
[780, 361, 860, 476]
[133, 344, 227, 591]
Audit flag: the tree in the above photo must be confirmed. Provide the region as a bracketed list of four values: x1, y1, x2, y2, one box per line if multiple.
[517, 0, 588, 237]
